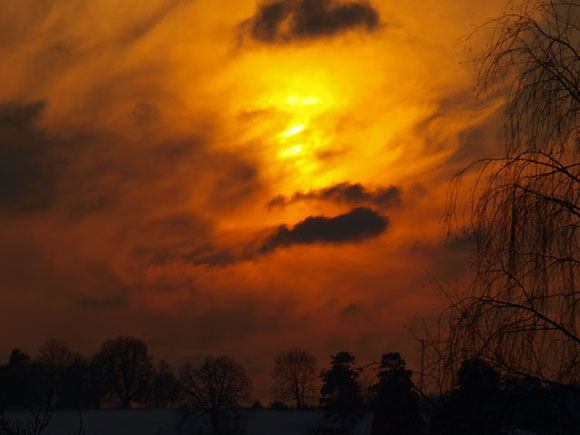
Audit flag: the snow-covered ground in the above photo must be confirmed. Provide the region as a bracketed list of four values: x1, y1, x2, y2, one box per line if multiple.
[4, 409, 373, 435]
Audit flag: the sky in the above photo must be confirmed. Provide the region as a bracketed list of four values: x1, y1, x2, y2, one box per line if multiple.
[0, 0, 509, 400]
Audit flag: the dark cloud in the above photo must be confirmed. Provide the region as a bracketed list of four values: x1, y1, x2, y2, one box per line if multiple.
[0, 101, 70, 212]
[241, 0, 380, 43]
[262, 206, 388, 251]
[187, 207, 388, 266]
[267, 182, 402, 209]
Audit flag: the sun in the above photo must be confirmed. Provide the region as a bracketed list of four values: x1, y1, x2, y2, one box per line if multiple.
[276, 95, 328, 161]
[231, 56, 348, 191]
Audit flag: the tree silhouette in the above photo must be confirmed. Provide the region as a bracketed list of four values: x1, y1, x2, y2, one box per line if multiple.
[271, 348, 317, 408]
[56, 355, 104, 410]
[35, 339, 102, 410]
[320, 352, 365, 435]
[145, 360, 181, 408]
[180, 356, 251, 435]
[1, 349, 31, 409]
[0, 349, 56, 434]
[37, 339, 75, 368]
[92, 336, 153, 408]
[429, 358, 503, 435]
[421, 0, 580, 396]
[368, 353, 425, 435]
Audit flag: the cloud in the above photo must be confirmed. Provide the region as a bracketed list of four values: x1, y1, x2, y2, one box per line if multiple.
[188, 207, 388, 266]
[262, 206, 388, 251]
[267, 182, 402, 209]
[241, 0, 380, 43]
[0, 101, 71, 212]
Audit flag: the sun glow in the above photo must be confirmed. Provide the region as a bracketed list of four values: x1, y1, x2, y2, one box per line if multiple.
[278, 145, 303, 158]
[286, 96, 320, 106]
[282, 124, 306, 138]
[271, 92, 335, 187]
[230, 59, 348, 191]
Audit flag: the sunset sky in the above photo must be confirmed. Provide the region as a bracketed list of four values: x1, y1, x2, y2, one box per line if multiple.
[1, 0, 509, 399]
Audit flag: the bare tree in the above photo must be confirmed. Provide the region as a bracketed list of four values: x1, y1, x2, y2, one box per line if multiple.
[428, 0, 580, 393]
[0, 351, 56, 435]
[180, 356, 251, 435]
[92, 336, 153, 408]
[37, 340, 75, 368]
[146, 360, 181, 408]
[271, 348, 317, 408]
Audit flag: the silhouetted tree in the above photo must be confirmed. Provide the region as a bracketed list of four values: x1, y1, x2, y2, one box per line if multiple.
[37, 339, 75, 368]
[3, 349, 34, 408]
[448, 0, 580, 381]
[429, 358, 503, 435]
[271, 348, 317, 409]
[56, 355, 104, 409]
[24, 362, 57, 435]
[0, 349, 56, 434]
[145, 360, 180, 408]
[180, 356, 251, 435]
[35, 339, 99, 410]
[320, 352, 365, 435]
[369, 353, 424, 435]
[92, 336, 153, 408]
[419, 0, 580, 405]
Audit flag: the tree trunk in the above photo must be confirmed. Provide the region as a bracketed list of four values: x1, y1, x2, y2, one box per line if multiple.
[211, 410, 221, 435]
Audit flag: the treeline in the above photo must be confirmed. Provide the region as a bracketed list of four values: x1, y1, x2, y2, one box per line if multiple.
[427, 358, 580, 435]
[1, 337, 578, 435]
[0, 338, 424, 434]
[0, 337, 177, 411]
[314, 352, 580, 435]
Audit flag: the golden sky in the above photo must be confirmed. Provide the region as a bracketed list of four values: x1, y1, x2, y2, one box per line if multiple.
[0, 0, 509, 399]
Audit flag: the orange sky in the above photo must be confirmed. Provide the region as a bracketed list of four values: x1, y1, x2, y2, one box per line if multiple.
[0, 0, 509, 400]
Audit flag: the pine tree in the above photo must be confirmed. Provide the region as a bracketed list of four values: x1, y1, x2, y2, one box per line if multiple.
[320, 352, 365, 434]
[369, 353, 424, 435]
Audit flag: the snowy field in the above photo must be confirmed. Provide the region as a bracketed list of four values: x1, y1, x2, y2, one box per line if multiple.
[4, 409, 373, 435]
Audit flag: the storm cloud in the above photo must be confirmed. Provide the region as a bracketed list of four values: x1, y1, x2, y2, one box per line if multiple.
[268, 182, 401, 209]
[241, 0, 380, 43]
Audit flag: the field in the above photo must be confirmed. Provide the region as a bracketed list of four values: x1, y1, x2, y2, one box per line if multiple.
[4, 409, 373, 435]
